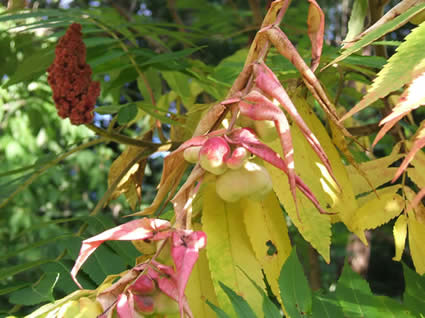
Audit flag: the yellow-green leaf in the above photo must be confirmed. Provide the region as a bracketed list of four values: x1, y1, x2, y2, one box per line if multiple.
[240, 193, 292, 306]
[350, 186, 404, 232]
[347, 153, 401, 196]
[202, 182, 264, 317]
[291, 95, 358, 224]
[265, 159, 331, 262]
[393, 214, 407, 261]
[408, 214, 425, 274]
[409, 150, 425, 189]
[108, 145, 147, 210]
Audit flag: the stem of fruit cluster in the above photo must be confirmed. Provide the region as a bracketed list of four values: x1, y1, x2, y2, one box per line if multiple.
[207, 1, 288, 134]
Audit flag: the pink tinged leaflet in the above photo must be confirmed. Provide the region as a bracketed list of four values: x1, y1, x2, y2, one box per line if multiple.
[253, 62, 336, 184]
[171, 230, 207, 318]
[307, 0, 325, 72]
[70, 218, 171, 288]
[226, 128, 328, 216]
[116, 293, 134, 318]
[239, 90, 298, 217]
[148, 262, 194, 318]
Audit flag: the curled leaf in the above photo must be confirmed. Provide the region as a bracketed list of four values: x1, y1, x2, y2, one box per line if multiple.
[393, 214, 408, 261]
[71, 218, 171, 288]
[239, 91, 297, 216]
[148, 262, 194, 318]
[171, 230, 207, 317]
[307, 0, 325, 71]
[116, 293, 134, 318]
[253, 62, 335, 183]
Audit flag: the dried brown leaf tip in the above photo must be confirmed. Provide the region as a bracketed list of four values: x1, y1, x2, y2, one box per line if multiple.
[47, 23, 100, 125]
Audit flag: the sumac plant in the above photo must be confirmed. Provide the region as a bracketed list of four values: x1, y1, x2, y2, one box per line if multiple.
[3, 0, 425, 317]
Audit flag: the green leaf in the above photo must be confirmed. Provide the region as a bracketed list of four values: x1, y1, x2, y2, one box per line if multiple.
[206, 300, 231, 318]
[238, 266, 281, 318]
[9, 272, 59, 306]
[344, 0, 368, 43]
[375, 295, 415, 318]
[341, 17, 425, 120]
[403, 264, 425, 316]
[60, 235, 127, 286]
[3, 47, 54, 87]
[136, 102, 181, 125]
[334, 262, 381, 317]
[41, 261, 79, 294]
[117, 103, 138, 125]
[312, 293, 345, 318]
[162, 70, 193, 105]
[326, 4, 425, 69]
[219, 282, 257, 318]
[94, 105, 123, 114]
[279, 248, 312, 318]
[137, 67, 162, 103]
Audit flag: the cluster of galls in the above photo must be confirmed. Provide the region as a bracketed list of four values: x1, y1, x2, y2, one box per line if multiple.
[47, 23, 100, 125]
[184, 135, 273, 202]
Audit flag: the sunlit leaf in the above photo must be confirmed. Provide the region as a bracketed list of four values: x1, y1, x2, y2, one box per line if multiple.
[9, 273, 59, 306]
[325, 4, 425, 72]
[202, 182, 264, 317]
[340, 16, 425, 121]
[347, 151, 401, 196]
[241, 193, 291, 307]
[71, 218, 171, 288]
[344, 0, 368, 43]
[393, 214, 408, 261]
[350, 185, 404, 232]
[407, 213, 425, 274]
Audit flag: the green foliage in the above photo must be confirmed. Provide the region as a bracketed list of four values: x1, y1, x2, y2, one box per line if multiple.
[279, 248, 312, 317]
[209, 251, 421, 318]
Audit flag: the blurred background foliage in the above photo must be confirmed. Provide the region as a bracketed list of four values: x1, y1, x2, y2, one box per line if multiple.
[0, 0, 421, 316]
